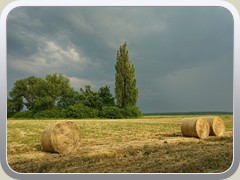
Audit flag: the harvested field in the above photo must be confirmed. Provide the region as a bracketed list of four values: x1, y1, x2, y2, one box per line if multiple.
[7, 115, 233, 173]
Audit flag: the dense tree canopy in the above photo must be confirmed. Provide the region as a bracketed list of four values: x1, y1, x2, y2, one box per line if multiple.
[8, 43, 141, 119]
[98, 86, 115, 107]
[8, 73, 141, 119]
[8, 74, 71, 112]
[57, 88, 80, 109]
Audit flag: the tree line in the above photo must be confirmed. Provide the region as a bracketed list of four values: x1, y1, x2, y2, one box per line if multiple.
[8, 42, 141, 119]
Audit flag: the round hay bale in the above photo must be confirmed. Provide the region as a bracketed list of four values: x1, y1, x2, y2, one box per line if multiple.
[181, 117, 210, 139]
[41, 121, 81, 154]
[206, 116, 225, 136]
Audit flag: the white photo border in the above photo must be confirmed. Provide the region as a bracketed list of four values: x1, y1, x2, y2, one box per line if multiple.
[0, 0, 240, 179]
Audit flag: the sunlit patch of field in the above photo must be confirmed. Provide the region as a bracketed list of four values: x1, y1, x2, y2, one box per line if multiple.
[7, 115, 233, 173]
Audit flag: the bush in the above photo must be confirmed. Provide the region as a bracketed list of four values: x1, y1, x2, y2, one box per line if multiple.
[100, 106, 124, 119]
[7, 112, 15, 118]
[65, 103, 99, 118]
[10, 105, 142, 119]
[33, 108, 66, 119]
[12, 108, 66, 119]
[12, 111, 34, 119]
[123, 106, 142, 118]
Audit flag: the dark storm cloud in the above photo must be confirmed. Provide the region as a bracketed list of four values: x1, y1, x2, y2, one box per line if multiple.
[7, 7, 233, 113]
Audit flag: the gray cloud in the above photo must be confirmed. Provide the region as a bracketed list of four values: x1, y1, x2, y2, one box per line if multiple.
[7, 7, 233, 113]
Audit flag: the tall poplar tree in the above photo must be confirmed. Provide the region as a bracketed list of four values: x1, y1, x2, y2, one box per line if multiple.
[115, 42, 138, 108]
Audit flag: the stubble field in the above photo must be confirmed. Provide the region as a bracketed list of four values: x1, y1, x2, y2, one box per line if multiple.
[7, 115, 233, 173]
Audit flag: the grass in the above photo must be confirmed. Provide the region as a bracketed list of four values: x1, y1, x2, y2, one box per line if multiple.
[7, 115, 233, 173]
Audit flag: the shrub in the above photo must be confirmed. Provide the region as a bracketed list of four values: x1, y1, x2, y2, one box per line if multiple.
[7, 112, 15, 118]
[33, 108, 66, 119]
[10, 105, 142, 119]
[65, 103, 99, 119]
[100, 106, 124, 119]
[12, 111, 34, 119]
[123, 106, 142, 118]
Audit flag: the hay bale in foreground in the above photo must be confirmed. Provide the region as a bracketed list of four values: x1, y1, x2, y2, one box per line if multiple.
[206, 116, 225, 136]
[41, 121, 81, 154]
[181, 117, 210, 139]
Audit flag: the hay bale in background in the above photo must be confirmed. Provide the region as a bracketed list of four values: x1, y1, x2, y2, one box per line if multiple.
[41, 121, 81, 154]
[181, 117, 210, 139]
[206, 116, 225, 136]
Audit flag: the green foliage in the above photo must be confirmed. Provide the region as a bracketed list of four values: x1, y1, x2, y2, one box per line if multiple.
[8, 57, 142, 119]
[8, 73, 72, 112]
[45, 73, 71, 107]
[115, 42, 139, 108]
[98, 86, 115, 107]
[65, 103, 99, 119]
[9, 76, 45, 110]
[7, 97, 23, 118]
[123, 106, 142, 118]
[33, 108, 66, 119]
[99, 106, 141, 119]
[32, 96, 54, 112]
[100, 106, 124, 119]
[12, 111, 34, 119]
[80, 85, 102, 109]
[57, 88, 82, 109]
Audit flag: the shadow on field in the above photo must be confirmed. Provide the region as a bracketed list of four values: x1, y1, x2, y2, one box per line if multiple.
[205, 136, 233, 143]
[161, 133, 183, 138]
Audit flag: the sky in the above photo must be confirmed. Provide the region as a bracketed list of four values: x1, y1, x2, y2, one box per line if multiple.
[7, 7, 233, 113]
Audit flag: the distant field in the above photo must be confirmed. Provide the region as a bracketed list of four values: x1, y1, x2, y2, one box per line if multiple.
[7, 115, 233, 173]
